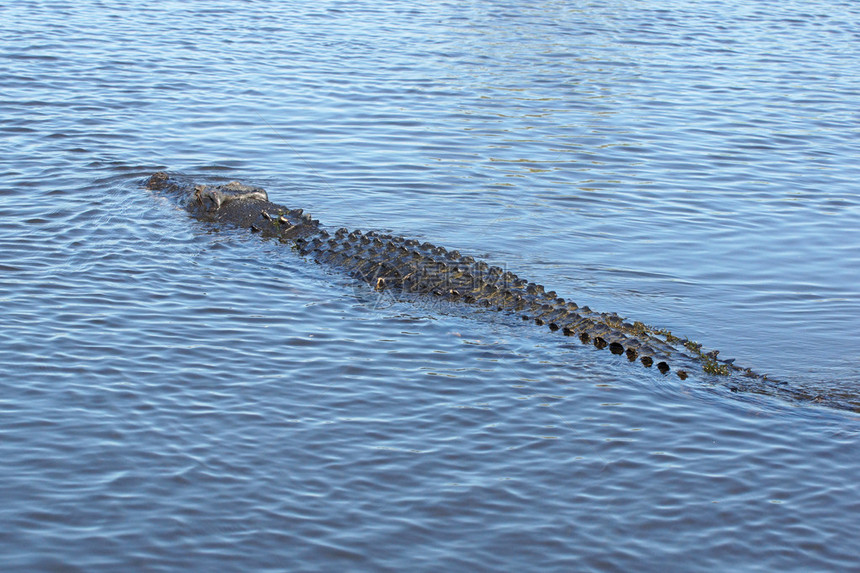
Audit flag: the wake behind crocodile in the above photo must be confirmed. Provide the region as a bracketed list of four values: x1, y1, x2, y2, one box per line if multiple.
[145, 172, 857, 413]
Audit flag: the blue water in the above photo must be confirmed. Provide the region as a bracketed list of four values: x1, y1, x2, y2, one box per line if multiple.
[2, 1, 859, 571]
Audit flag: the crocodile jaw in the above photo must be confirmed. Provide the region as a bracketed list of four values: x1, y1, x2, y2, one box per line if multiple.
[192, 182, 269, 214]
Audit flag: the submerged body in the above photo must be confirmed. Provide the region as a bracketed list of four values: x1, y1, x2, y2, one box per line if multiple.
[146, 172, 857, 413]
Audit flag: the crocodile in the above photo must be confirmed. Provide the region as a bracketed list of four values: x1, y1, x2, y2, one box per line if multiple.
[146, 171, 858, 413]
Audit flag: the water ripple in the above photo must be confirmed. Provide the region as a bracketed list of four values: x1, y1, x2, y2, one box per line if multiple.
[2, 0, 860, 571]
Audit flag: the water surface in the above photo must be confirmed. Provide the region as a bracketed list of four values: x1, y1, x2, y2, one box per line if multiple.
[1, 1, 859, 571]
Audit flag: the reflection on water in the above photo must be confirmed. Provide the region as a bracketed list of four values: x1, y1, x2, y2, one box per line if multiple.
[1, 0, 859, 571]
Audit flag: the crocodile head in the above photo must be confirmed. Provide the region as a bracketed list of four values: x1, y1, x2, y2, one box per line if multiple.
[147, 172, 269, 214]
[146, 171, 172, 190]
[193, 181, 269, 213]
